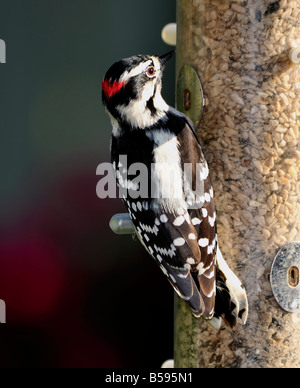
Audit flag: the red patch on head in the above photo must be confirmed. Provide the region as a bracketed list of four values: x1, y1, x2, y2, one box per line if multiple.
[102, 79, 125, 99]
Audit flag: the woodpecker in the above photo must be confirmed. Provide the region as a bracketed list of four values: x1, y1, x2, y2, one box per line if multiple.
[102, 52, 248, 326]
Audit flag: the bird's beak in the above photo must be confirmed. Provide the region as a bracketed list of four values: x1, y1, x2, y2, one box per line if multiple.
[159, 51, 175, 67]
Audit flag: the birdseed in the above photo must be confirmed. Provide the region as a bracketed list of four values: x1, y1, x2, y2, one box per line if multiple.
[175, 0, 300, 368]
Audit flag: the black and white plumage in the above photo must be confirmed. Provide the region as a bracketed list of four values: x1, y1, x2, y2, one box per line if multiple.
[102, 52, 248, 326]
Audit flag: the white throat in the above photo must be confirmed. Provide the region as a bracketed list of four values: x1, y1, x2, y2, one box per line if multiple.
[116, 85, 169, 129]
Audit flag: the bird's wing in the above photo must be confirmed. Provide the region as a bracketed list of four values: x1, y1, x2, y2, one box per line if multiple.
[178, 119, 218, 318]
[125, 198, 207, 317]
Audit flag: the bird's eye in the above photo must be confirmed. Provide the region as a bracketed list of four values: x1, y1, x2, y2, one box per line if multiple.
[146, 66, 156, 78]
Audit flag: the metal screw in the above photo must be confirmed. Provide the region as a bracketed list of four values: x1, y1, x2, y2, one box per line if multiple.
[288, 266, 299, 288]
[184, 89, 191, 111]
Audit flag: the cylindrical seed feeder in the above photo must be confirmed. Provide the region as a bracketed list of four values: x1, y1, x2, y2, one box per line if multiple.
[175, 0, 300, 368]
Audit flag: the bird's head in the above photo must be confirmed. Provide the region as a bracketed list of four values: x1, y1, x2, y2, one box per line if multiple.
[102, 51, 175, 129]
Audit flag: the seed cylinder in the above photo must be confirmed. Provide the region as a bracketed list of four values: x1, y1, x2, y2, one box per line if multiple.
[175, 0, 300, 368]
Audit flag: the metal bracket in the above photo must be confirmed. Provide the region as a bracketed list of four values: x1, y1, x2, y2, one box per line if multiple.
[177, 64, 205, 129]
[270, 242, 300, 313]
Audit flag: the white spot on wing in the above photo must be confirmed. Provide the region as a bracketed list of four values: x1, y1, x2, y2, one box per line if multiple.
[208, 245, 214, 255]
[205, 193, 211, 203]
[192, 217, 201, 226]
[160, 265, 169, 277]
[139, 223, 159, 235]
[177, 208, 185, 216]
[186, 258, 195, 265]
[198, 238, 209, 247]
[200, 164, 209, 180]
[208, 212, 216, 227]
[184, 213, 191, 224]
[173, 238, 185, 247]
[178, 272, 189, 279]
[197, 262, 205, 275]
[154, 244, 176, 258]
[173, 216, 185, 226]
[160, 214, 168, 223]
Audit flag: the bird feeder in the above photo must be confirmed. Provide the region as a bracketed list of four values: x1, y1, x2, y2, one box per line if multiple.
[175, 0, 300, 368]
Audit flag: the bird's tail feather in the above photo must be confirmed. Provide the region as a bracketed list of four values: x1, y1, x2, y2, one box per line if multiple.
[214, 247, 248, 327]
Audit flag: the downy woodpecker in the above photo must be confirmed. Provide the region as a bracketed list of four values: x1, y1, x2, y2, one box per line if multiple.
[102, 52, 248, 326]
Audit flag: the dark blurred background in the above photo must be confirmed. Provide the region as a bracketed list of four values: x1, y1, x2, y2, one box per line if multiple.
[0, 0, 176, 368]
